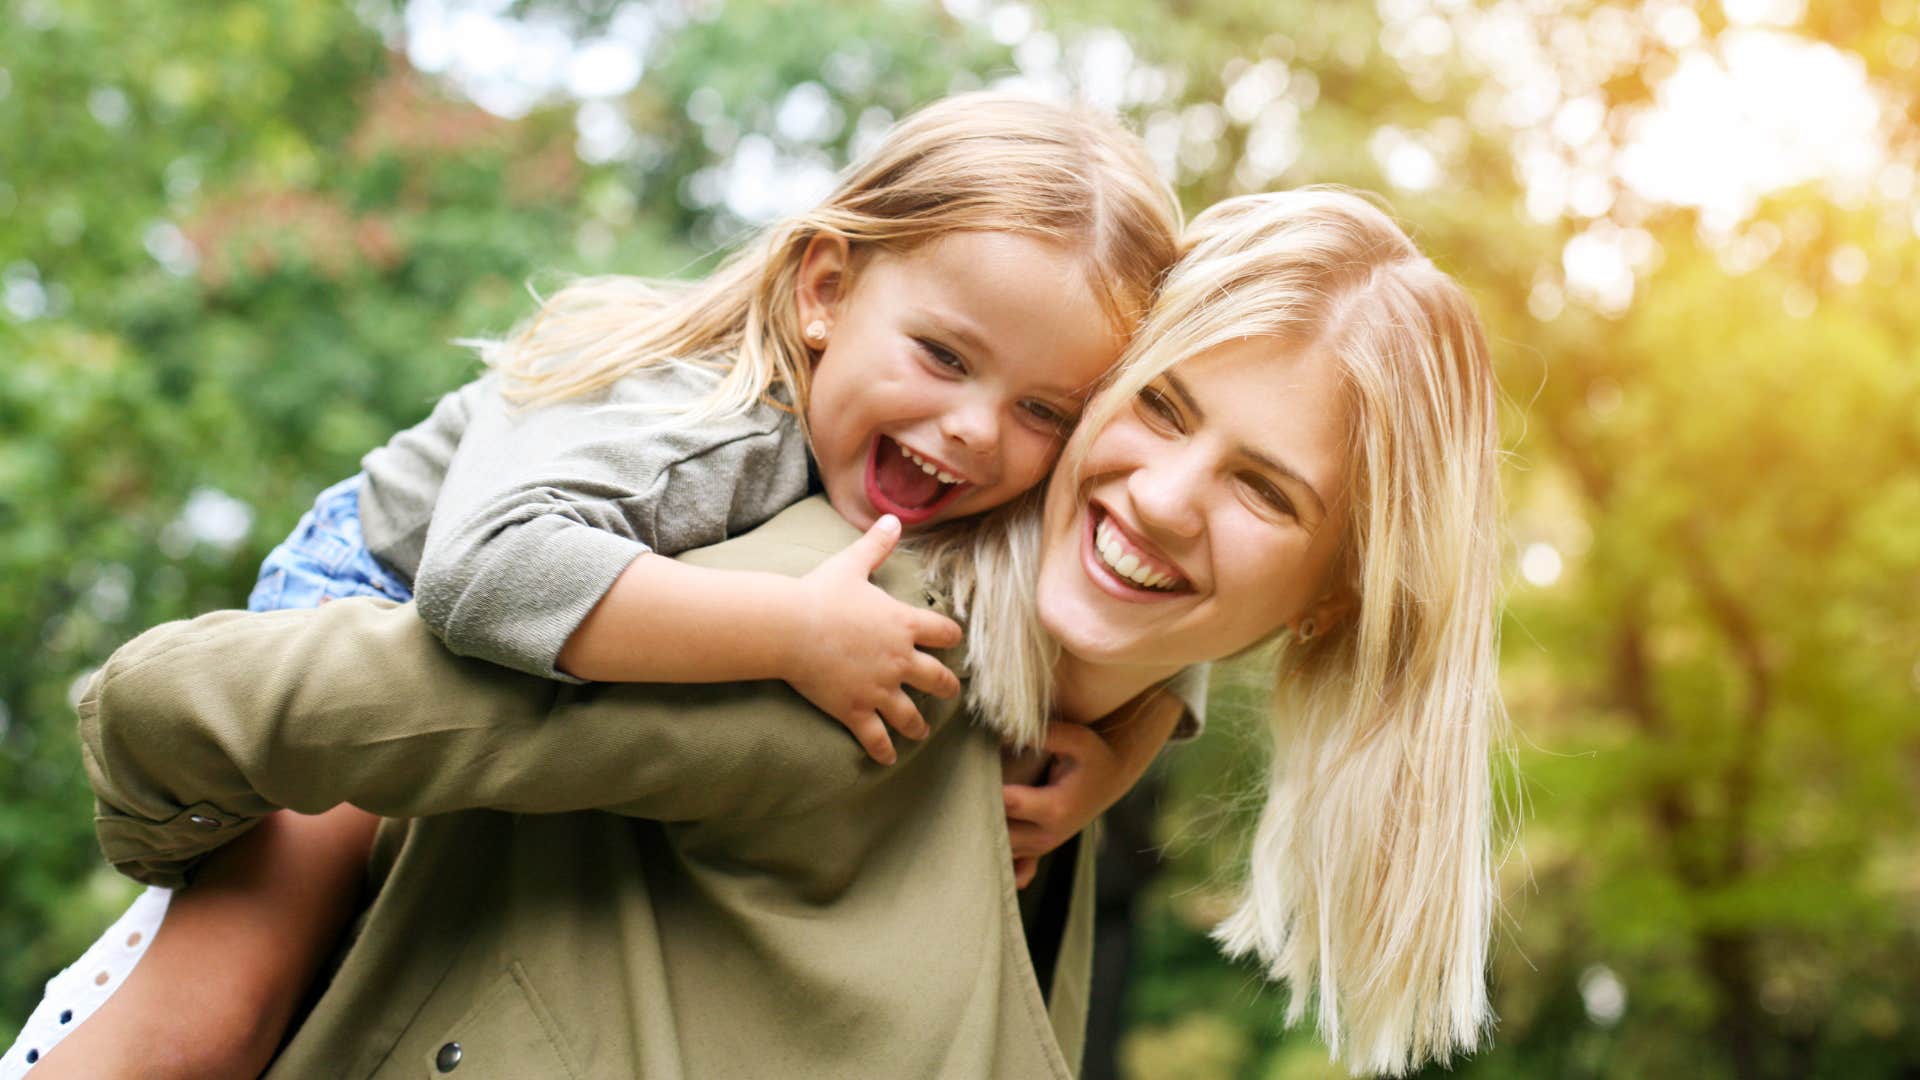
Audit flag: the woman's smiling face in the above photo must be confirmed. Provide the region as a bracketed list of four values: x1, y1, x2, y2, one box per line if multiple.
[1035, 334, 1353, 672]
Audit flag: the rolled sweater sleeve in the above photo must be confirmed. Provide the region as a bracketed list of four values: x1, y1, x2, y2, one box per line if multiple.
[411, 366, 810, 680]
[80, 500, 920, 889]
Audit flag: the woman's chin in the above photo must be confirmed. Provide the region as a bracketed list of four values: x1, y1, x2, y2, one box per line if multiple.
[1036, 585, 1141, 669]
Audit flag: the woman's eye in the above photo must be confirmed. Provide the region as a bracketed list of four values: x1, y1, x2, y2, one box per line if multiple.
[1244, 475, 1297, 519]
[1135, 385, 1182, 432]
[917, 339, 966, 373]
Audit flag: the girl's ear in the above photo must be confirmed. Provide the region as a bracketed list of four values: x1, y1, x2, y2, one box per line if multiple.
[795, 233, 852, 335]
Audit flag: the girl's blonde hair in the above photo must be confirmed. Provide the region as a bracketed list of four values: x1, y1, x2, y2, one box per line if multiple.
[936, 188, 1506, 1075]
[469, 93, 1182, 426]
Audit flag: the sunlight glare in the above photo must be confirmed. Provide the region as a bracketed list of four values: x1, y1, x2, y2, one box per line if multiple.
[1617, 31, 1881, 223]
[1521, 543, 1565, 587]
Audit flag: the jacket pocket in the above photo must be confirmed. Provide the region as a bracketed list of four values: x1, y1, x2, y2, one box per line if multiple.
[420, 962, 581, 1079]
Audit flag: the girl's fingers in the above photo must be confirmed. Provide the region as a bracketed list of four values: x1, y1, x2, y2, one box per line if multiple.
[835, 514, 902, 576]
[849, 712, 897, 765]
[1006, 822, 1057, 858]
[1003, 784, 1032, 819]
[1013, 856, 1039, 889]
[910, 610, 964, 650]
[878, 691, 929, 742]
[1042, 719, 1104, 759]
[1002, 783, 1050, 824]
[903, 652, 961, 700]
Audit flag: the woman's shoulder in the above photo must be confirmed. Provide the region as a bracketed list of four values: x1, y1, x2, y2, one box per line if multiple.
[678, 498, 930, 601]
[679, 497, 858, 568]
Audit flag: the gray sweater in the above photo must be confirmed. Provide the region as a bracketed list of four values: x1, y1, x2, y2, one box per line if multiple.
[358, 363, 812, 680]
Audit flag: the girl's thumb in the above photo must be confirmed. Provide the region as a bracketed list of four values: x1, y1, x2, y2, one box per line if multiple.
[848, 513, 901, 572]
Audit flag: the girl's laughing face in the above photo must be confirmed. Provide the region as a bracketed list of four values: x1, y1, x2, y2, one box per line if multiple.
[799, 231, 1122, 530]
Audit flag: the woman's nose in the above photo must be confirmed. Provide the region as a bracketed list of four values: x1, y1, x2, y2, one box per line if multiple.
[1127, 453, 1204, 540]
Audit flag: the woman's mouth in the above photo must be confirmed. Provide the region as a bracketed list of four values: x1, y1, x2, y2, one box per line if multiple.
[866, 436, 972, 525]
[1080, 505, 1191, 599]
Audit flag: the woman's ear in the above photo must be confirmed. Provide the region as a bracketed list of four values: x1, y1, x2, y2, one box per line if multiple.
[794, 233, 852, 339]
[1294, 582, 1358, 643]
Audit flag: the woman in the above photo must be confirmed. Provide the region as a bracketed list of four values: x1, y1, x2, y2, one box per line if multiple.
[950, 188, 1506, 1073]
[38, 188, 1504, 1078]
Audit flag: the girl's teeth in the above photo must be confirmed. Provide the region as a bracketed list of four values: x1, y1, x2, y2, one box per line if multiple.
[898, 444, 960, 485]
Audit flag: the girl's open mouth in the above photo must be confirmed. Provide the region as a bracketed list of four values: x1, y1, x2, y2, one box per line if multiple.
[866, 436, 971, 525]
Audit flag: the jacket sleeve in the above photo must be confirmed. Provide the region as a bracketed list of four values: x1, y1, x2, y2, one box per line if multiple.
[79, 503, 929, 888]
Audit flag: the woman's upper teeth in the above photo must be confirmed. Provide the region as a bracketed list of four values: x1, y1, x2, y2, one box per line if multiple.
[1095, 517, 1177, 590]
[900, 444, 960, 484]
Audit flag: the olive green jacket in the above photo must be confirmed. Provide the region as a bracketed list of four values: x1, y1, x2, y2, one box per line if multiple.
[78, 498, 1096, 1079]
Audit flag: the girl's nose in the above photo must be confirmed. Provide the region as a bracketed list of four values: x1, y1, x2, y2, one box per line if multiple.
[1127, 451, 1204, 540]
[938, 396, 999, 455]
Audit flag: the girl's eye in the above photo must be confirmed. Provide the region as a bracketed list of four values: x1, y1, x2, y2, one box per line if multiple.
[916, 338, 966, 373]
[1135, 385, 1182, 433]
[1243, 474, 1297, 519]
[1019, 399, 1075, 432]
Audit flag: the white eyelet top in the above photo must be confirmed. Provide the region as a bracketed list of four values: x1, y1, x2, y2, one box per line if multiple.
[0, 886, 170, 1076]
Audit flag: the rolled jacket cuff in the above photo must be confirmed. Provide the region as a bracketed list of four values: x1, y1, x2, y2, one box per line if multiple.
[92, 799, 259, 889]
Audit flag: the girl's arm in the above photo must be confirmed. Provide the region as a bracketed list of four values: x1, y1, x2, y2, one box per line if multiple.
[408, 376, 960, 764]
[405, 364, 816, 685]
[556, 515, 963, 765]
[30, 807, 377, 1080]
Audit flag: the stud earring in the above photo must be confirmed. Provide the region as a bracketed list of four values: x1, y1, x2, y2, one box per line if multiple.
[1296, 617, 1318, 642]
[803, 320, 828, 344]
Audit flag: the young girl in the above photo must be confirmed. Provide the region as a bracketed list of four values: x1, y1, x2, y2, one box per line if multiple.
[5, 91, 1182, 1077]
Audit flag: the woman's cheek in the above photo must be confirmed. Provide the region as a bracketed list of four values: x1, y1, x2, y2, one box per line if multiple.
[1096, 415, 1160, 461]
[1234, 534, 1311, 641]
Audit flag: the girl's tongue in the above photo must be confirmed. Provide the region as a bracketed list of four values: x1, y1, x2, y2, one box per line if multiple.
[872, 437, 949, 510]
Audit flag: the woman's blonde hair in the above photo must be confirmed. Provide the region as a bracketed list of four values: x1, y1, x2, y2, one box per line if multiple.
[935, 188, 1507, 1075]
[468, 92, 1181, 427]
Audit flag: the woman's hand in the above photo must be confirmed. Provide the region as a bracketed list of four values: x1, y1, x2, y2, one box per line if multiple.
[785, 515, 964, 764]
[1001, 687, 1187, 887]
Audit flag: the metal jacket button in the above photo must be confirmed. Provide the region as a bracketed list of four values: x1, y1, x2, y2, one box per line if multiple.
[435, 1041, 462, 1071]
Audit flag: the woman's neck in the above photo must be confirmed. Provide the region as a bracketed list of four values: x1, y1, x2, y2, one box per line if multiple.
[1050, 652, 1182, 726]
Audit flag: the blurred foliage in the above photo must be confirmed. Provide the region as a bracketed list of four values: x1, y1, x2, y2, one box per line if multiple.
[3, 0, 1917, 1076]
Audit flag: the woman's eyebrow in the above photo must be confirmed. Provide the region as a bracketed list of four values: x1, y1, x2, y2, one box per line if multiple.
[1164, 370, 1206, 418]
[1164, 371, 1327, 521]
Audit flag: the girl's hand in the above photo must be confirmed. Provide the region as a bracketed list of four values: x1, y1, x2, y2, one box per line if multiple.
[1002, 723, 1128, 887]
[1001, 687, 1186, 887]
[786, 515, 964, 764]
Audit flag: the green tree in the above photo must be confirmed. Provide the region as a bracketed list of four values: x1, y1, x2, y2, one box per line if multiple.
[0, 0, 682, 1033]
